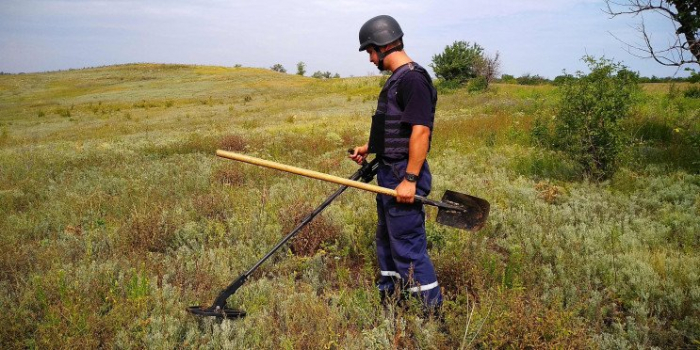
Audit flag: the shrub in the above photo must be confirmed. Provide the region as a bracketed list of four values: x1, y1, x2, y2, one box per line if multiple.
[468, 76, 488, 92]
[516, 73, 549, 85]
[553, 73, 575, 86]
[311, 71, 339, 79]
[500, 74, 517, 84]
[686, 68, 700, 83]
[270, 64, 286, 73]
[530, 116, 551, 147]
[213, 164, 245, 186]
[550, 56, 640, 180]
[118, 204, 181, 253]
[192, 193, 229, 221]
[219, 134, 247, 152]
[430, 41, 484, 84]
[296, 61, 306, 76]
[434, 79, 462, 93]
[683, 84, 700, 98]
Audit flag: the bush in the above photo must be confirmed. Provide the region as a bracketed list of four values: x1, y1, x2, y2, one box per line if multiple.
[434, 79, 461, 94]
[516, 73, 549, 85]
[311, 71, 339, 79]
[500, 74, 517, 84]
[468, 76, 488, 92]
[430, 41, 484, 84]
[219, 134, 247, 152]
[296, 62, 306, 76]
[552, 73, 575, 86]
[271, 64, 286, 73]
[551, 56, 640, 180]
[684, 84, 700, 98]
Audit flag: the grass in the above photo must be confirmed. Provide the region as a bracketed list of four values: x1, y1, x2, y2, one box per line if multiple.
[1, 64, 698, 348]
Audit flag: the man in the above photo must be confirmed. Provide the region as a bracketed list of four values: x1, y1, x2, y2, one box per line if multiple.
[350, 15, 443, 311]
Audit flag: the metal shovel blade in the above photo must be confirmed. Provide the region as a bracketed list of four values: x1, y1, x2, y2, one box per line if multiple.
[435, 190, 490, 231]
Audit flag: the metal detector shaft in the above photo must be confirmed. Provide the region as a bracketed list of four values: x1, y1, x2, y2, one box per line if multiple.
[189, 157, 380, 317]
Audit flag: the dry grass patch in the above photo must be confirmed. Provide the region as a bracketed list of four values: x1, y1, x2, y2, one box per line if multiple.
[218, 133, 247, 152]
[191, 193, 229, 221]
[212, 164, 245, 186]
[118, 204, 182, 253]
[278, 202, 342, 257]
[479, 290, 591, 348]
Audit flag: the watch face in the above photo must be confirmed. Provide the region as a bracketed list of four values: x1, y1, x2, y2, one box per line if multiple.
[405, 173, 418, 182]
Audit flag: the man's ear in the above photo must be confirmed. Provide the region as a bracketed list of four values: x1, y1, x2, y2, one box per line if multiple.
[380, 40, 402, 53]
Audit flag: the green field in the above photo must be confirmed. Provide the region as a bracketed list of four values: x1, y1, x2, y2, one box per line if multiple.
[1, 64, 698, 348]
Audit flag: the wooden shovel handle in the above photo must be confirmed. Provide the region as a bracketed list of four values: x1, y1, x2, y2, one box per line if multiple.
[216, 150, 397, 197]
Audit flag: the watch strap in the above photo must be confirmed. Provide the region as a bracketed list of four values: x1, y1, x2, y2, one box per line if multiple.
[405, 172, 419, 182]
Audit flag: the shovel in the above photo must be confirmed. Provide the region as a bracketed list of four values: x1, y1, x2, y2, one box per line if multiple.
[216, 150, 490, 231]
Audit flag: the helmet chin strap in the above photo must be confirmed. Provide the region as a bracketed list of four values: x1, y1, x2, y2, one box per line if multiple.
[374, 42, 404, 72]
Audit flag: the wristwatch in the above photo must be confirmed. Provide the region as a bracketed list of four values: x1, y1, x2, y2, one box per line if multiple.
[404, 172, 419, 183]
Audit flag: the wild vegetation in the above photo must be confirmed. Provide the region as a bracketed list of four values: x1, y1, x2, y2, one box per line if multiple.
[0, 63, 698, 348]
[535, 56, 642, 180]
[430, 40, 500, 91]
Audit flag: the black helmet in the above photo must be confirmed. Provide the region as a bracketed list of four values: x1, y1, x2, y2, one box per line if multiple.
[358, 15, 404, 51]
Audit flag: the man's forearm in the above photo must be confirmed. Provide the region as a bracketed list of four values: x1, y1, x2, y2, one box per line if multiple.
[406, 125, 430, 176]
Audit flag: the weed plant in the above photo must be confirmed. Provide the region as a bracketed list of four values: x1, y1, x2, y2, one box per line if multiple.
[0, 64, 698, 348]
[535, 57, 641, 180]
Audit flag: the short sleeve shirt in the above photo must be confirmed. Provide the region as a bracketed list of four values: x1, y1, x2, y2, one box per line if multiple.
[397, 70, 435, 128]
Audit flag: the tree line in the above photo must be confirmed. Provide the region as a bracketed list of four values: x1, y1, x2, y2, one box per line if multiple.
[269, 62, 340, 79]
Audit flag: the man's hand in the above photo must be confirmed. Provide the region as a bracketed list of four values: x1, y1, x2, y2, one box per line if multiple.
[395, 179, 417, 204]
[349, 144, 369, 165]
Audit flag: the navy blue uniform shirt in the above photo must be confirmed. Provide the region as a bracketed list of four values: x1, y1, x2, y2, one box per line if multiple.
[397, 70, 435, 128]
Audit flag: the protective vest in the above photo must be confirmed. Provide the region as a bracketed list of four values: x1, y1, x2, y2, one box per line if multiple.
[368, 62, 437, 160]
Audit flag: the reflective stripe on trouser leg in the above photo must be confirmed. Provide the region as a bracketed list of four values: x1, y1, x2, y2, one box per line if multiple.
[408, 281, 439, 293]
[380, 270, 402, 279]
[375, 160, 443, 307]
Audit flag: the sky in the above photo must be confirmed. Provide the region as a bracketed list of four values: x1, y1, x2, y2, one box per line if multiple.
[0, 0, 693, 78]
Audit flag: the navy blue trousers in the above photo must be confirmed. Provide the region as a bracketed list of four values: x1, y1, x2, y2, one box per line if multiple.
[375, 159, 443, 307]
